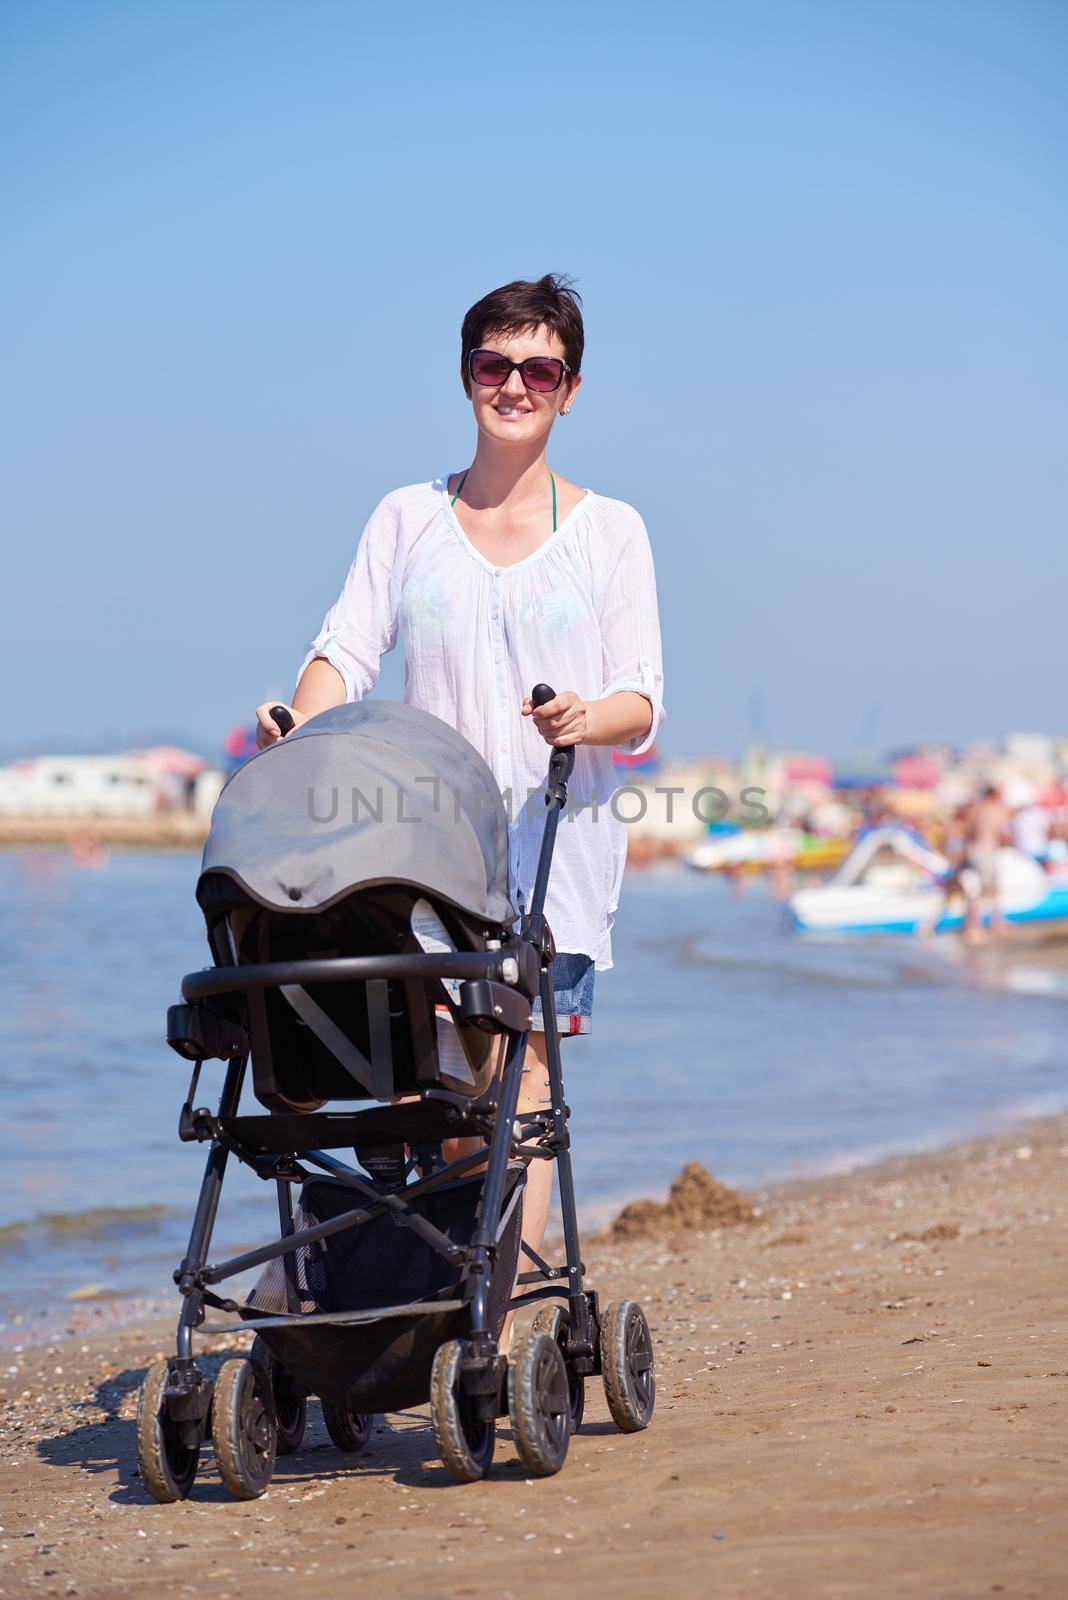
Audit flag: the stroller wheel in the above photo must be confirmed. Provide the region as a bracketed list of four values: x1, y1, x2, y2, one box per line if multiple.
[508, 1330, 571, 1477]
[321, 1403, 374, 1453]
[251, 1336, 307, 1455]
[531, 1304, 585, 1433]
[430, 1338, 496, 1483]
[136, 1359, 200, 1503]
[212, 1356, 277, 1500]
[600, 1300, 656, 1433]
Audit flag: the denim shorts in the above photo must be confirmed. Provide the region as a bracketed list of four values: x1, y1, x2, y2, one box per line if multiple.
[529, 952, 595, 1036]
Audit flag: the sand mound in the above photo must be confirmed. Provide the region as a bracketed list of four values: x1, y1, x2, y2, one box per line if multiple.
[611, 1162, 758, 1239]
[891, 1222, 962, 1243]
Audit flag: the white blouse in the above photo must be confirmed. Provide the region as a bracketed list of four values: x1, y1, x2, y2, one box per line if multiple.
[294, 476, 666, 970]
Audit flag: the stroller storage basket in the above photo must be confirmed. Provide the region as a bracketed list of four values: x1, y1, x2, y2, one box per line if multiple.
[247, 1169, 525, 1413]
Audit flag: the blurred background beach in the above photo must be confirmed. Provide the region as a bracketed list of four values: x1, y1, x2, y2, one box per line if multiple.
[3, 0, 1067, 1334]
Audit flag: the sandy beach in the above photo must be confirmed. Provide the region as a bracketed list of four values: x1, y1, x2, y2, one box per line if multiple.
[0, 817, 208, 851]
[1, 1113, 1065, 1600]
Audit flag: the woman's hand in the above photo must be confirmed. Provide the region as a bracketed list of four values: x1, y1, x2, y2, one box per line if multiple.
[255, 701, 309, 749]
[522, 689, 588, 747]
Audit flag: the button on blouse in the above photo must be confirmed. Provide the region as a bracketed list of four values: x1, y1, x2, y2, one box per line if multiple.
[295, 476, 666, 970]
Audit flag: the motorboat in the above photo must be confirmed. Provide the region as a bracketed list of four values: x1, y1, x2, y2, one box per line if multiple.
[687, 827, 848, 875]
[789, 825, 1068, 934]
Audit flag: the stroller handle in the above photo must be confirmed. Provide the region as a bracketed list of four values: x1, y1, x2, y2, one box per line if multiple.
[529, 682, 576, 766]
[181, 948, 521, 1001]
[523, 683, 576, 925]
[270, 704, 296, 737]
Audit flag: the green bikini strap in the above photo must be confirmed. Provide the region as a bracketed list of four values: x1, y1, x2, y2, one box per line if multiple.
[451, 470, 558, 532]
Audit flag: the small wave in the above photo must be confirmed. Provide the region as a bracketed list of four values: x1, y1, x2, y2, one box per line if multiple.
[766, 1092, 1068, 1184]
[680, 933, 903, 992]
[0, 1202, 172, 1250]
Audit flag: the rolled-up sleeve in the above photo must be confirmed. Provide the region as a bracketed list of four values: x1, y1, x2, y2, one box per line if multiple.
[294, 492, 401, 702]
[599, 508, 666, 757]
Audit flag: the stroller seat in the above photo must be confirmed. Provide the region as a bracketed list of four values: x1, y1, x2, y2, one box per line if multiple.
[190, 699, 532, 1109]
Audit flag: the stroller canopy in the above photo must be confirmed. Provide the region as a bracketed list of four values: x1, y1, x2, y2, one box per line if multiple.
[198, 701, 515, 927]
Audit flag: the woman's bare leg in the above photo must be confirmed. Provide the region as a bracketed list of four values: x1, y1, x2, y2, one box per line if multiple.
[439, 1032, 555, 1351]
[511, 1031, 555, 1255]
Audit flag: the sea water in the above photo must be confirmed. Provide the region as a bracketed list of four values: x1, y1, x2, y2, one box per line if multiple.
[1, 851, 1066, 1329]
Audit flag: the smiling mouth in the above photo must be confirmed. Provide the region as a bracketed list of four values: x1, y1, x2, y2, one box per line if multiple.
[493, 404, 530, 418]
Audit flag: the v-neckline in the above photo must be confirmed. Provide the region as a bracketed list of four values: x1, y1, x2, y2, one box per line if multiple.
[440, 478, 594, 574]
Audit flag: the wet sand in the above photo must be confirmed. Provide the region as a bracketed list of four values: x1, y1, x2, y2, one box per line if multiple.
[0, 816, 206, 850]
[1, 1114, 1065, 1599]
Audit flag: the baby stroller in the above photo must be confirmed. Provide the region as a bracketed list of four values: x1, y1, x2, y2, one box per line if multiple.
[138, 686, 655, 1502]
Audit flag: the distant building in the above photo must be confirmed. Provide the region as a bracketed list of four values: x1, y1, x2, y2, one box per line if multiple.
[0, 745, 212, 817]
[1004, 732, 1055, 768]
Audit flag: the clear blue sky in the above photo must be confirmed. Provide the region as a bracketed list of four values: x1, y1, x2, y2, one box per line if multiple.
[4, 0, 1066, 762]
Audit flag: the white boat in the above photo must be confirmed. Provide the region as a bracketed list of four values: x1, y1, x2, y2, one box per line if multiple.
[789, 825, 1068, 934]
[686, 827, 847, 873]
[687, 828, 791, 871]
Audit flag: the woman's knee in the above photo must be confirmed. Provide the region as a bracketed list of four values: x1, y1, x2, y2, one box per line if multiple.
[442, 1134, 485, 1164]
[516, 1036, 552, 1115]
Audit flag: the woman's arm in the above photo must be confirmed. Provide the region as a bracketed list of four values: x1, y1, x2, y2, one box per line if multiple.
[293, 657, 347, 719]
[256, 657, 348, 748]
[595, 506, 666, 756]
[522, 504, 665, 753]
[522, 688, 653, 749]
[584, 690, 653, 747]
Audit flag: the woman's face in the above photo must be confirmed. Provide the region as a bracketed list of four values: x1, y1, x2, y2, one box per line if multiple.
[463, 322, 580, 447]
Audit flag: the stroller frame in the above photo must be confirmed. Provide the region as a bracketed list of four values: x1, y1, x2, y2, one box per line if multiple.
[143, 713, 653, 1497]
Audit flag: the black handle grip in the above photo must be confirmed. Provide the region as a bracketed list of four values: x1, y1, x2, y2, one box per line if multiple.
[531, 682, 556, 709]
[270, 704, 296, 737]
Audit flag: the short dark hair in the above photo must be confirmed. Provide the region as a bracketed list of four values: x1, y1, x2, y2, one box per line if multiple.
[460, 273, 584, 395]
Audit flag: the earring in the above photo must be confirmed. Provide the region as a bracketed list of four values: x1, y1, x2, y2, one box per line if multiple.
[562, 407, 571, 415]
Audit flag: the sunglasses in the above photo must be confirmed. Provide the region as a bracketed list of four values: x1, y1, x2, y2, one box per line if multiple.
[468, 347, 572, 394]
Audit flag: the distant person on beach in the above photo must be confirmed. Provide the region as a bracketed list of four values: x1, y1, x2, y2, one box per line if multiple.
[253, 274, 665, 1342]
[1012, 799, 1051, 864]
[962, 785, 1010, 943]
[1046, 809, 1068, 866]
[915, 801, 968, 939]
[765, 819, 799, 900]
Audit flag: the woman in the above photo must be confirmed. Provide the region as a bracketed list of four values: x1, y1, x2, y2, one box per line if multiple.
[255, 273, 665, 1305]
